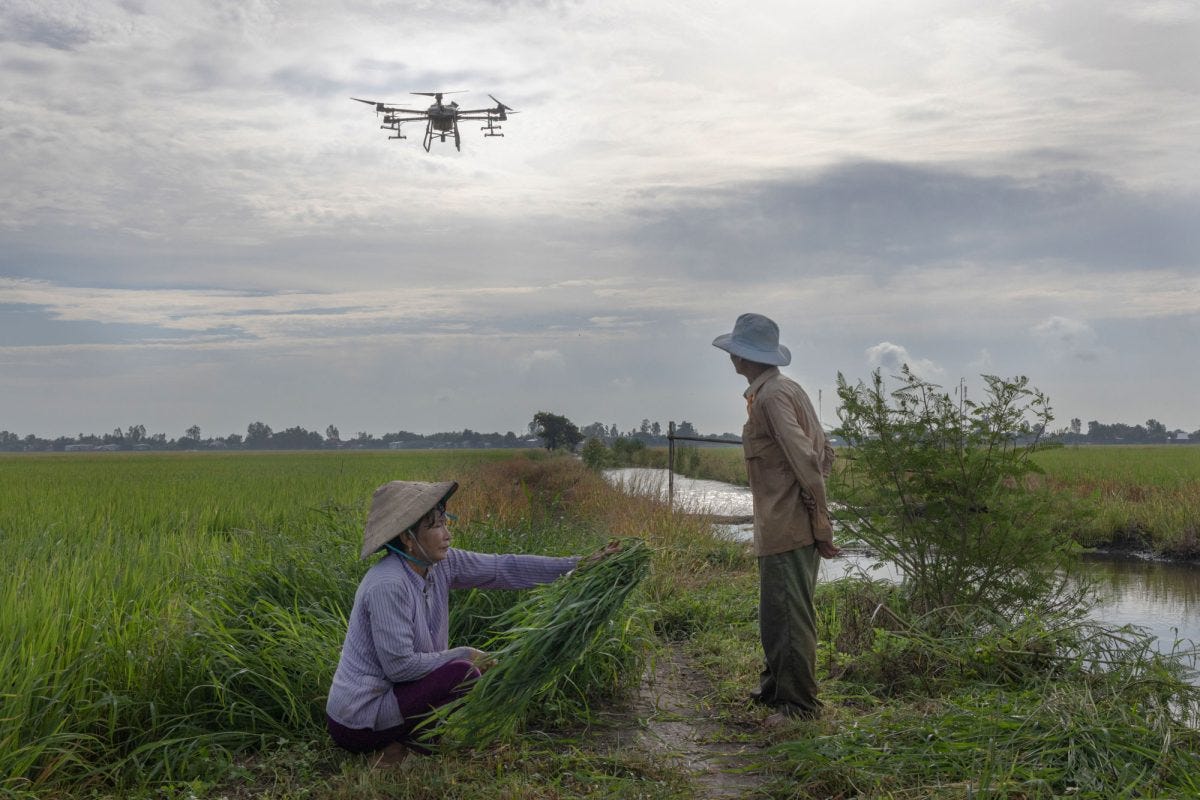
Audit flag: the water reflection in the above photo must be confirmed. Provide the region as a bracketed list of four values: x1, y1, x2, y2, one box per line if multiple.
[1081, 554, 1200, 650]
[604, 466, 1200, 654]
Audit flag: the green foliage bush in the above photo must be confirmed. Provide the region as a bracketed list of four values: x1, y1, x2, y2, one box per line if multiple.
[834, 368, 1086, 617]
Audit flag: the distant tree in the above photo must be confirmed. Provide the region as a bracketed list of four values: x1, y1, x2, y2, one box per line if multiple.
[640, 418, 652, 434]
[611, 436, 647, 464]
[651, 421, 662, 437]
[1070, 418, 1082, 436]
[326, 425, 340, 441]
[676, 420, 698, 438]
[273, 425, 324, 449]
[185, 425, 201, 442]
[246, 421, 273, 448]
[1145, 419, 1168, 444]
[531, 411, 583, 451]
[224, 433, 243, 447]
[581, 422, 609, 440]
[609, 423, 619, 438]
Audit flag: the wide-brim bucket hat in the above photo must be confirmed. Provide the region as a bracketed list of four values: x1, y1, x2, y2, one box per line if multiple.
[360, 480, 458, 559]
[712, 313, 791, 366]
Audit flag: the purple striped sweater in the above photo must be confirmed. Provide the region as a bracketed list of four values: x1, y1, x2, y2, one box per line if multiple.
[326, 548, 578, 730]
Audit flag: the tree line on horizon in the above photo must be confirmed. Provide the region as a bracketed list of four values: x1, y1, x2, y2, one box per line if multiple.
[0, 415, 727, 453]
[1, 413, 1194, 453]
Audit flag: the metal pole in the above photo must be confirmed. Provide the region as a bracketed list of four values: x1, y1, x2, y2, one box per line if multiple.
[667, 421, 675, 509]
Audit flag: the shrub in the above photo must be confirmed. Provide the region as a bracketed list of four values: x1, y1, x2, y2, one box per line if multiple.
[833, 369, 1086, 617]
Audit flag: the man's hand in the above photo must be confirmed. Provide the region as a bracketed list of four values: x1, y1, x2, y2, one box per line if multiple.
[816, 540, 841, 559]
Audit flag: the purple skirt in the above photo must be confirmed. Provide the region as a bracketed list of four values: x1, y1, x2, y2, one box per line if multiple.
[326, 659, 480, 753]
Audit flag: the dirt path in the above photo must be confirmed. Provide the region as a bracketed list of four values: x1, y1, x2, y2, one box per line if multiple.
[618, 644, 765, 798]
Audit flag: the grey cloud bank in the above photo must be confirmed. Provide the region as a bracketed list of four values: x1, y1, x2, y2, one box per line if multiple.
[2, 0, 1197, 438]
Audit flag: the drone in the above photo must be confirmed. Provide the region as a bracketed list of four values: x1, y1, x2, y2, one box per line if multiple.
[351, 91, 516, 151]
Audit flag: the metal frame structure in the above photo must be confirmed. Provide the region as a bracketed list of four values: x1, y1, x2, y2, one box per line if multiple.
[666, 421, 742, 508]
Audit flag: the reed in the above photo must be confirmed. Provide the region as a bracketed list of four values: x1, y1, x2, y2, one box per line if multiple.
[429, 539, 653, 747]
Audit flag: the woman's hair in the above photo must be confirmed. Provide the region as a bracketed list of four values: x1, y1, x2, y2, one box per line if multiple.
[385, 505, 442, 553]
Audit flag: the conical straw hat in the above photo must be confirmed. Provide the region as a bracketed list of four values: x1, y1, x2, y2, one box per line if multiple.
[360, 480, 458, 560]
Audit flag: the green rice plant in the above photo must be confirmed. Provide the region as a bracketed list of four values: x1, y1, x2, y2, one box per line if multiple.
[0, 450, 521, 794]
[428, 538, 653, 747]
[1033, 445, 1200, 554]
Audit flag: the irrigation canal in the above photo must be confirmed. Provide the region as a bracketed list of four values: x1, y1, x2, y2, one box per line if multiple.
[604, 467, 1200, 657]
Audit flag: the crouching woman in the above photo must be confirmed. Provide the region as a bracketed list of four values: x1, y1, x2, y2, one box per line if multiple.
[326, 479, 585, 763]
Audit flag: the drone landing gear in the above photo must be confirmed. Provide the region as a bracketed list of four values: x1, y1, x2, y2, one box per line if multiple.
[482, 123, 504, 138]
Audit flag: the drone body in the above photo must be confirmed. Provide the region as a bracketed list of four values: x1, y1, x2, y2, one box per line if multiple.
[351, 92, 515, 151]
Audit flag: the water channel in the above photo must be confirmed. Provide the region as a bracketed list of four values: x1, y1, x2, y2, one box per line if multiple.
[604, 467, 1200, 654]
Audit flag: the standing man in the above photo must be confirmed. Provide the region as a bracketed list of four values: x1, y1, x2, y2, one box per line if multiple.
[712, 313, 839, 723]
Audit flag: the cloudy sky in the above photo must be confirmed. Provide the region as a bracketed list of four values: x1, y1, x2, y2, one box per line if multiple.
[2, 0, 1198, 440]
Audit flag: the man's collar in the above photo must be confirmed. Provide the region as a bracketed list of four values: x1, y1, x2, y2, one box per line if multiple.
[743, 366, 780, 399]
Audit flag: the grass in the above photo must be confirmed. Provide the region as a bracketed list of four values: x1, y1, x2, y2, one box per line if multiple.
[1033, 445, 1200, 556]
[4, 449, 1200, 798]
[430, 539, 653, 747]
[0, 450, 726, 798]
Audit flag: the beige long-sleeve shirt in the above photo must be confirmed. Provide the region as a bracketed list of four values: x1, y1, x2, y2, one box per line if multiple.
[742, 367, 835, 557]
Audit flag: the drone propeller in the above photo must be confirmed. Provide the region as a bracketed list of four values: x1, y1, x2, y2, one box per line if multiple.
[488, 94, 516, 112]
[351, 97, 387, 112]
[411, 90, 467, 97]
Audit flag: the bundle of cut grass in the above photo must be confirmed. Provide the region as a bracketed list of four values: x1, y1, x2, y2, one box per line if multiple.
[427, 538, 651, 747]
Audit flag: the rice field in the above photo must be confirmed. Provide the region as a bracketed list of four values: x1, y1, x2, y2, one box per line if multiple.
[1033, 445, 1200, 554]
[0, 450, 661, 796]
[5, 447, 1200, 798]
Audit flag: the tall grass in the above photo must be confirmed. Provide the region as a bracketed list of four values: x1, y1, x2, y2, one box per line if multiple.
[431, 539, 653, 747]
[0, 450, 724, 797]
[0, 450, 568, 795]
[1033, 445, 1200, 555]
[769, 577, 1200, 798]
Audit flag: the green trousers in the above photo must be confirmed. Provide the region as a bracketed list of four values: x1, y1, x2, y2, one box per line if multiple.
[758, 544, 821, 717]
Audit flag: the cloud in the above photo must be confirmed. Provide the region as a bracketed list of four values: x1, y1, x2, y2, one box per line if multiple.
[1032, 315, 1100, 361]
[968, 349, 995, 372]
[516, 349, 566, 373]
[628, 161, 1200, 280]
[865, 341, 945, 380]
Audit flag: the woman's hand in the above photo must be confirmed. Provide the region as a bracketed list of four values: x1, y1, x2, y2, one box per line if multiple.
[466, 647, 496, 673]
[582, 539, 622, 566]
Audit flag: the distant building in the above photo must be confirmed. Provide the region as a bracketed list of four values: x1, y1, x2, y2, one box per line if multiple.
[64, 444, 94, 452]
[1170, 430, 1192, 443]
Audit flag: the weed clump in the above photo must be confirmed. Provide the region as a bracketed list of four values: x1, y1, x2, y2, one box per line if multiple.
[429, 538, 652, 747]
